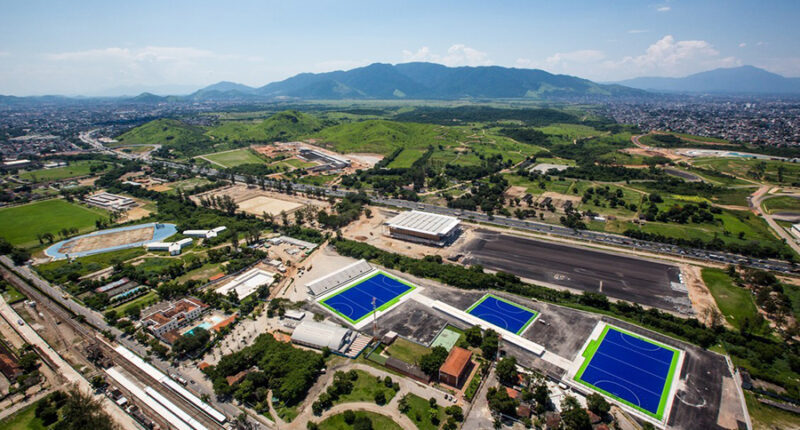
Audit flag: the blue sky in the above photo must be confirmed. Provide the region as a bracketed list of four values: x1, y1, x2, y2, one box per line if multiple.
[0, 0, 798, 95]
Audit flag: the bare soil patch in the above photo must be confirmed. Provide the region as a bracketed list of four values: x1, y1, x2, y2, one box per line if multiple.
[60, 225, 153, 253]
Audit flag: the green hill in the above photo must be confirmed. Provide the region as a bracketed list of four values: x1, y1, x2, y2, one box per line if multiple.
[115, 118, 207, 147]
[312, 120, 447, 154]
[206, 110, 324, 143]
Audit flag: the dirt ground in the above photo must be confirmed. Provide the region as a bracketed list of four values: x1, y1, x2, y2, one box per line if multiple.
[344, 153, 383, 168]
[239, 195, 303, 216]
[504, 186, 528, 200]
[192, 184, 328, 217]
[341, 207, 472, 259]
[118, 204, 152, 223]
[682, 264, 728, 327]
[621, 146, 685, 161]
[538, 191, 581, 209]
[59, 225, 154, 253]
[147, 184, 171, 192]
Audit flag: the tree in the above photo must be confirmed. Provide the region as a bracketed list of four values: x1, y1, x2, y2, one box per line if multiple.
[465, 325, 482, 347]
[343, 410, 356, 424]
[59, 386, 120, 430]
[486, 386, 517, 416]
[481, 329, 499, 359]
[419, 346, 449, 377]
[374, 390, 386, 405]
[445, 405, 463, 422]
[353, 415, 373, 430]
[561, 396, 591, 430]
[586, 393, 610, 416]
[496, 356, 519, 386]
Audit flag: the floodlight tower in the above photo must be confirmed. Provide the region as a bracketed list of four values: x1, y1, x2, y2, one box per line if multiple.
[372, 296, 378, 339]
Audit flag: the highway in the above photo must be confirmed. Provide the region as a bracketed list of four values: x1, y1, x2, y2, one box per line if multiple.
[140, 157, 798, 275]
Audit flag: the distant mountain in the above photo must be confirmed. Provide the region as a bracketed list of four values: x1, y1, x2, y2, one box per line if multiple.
[615, 66, 800, 94]
[191, 62, 645, 101]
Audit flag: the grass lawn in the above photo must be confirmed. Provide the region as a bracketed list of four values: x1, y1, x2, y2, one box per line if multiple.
[275, 404, 299, 422]
[164, 177, 213, 194]
[692, 157, 800, 184]
[135, 257, 182, 274]
[0, 402, 47, 430]
[745, 392, 800, 430]
[701, 268, 760, 329]
[108, 290, 158, 314]
[35, 247, 145, 284]
[200, 148, 264, 168]
[401, 393, 445, 430]
[18, 160, 109, 182]
[333, 370, 398, 405]
[0, 199, 108, 248]
[176, 262, 222, 283]
[318, 411, 402, 430]
[298, 174, 337, 186]
[281, 158, 316, 169]
[385, 338, 431, 365]
[1, 284, 25, 304]
[762, 196, 800, 214]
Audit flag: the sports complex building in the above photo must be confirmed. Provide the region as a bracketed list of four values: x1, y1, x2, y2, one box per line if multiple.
[385, 210, 461, 246]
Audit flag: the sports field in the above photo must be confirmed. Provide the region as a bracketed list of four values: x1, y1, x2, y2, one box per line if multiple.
[320, 271, 415, 324]
[18, 160, 108, 182]
[238, 195, 303, 216]
[0, 199, 108, 247]
[466, 294, 538, 335]
[200, 148, 264, 168]
[574, 325, 680, 420]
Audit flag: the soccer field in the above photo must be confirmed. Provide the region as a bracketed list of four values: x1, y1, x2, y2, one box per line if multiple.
[0, 199, 108, 247]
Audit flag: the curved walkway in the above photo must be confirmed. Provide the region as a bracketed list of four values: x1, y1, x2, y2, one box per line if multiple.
[286, 362, 452, 429]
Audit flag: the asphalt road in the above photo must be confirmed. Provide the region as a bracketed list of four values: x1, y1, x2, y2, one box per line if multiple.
[461, 230, 691, 314]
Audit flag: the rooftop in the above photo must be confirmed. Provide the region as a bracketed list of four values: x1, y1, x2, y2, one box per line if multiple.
[386, 210, 460, 236]
[439, 346, 472, 377]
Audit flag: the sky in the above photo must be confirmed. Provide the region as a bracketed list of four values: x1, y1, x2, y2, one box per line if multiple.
[0, 0, 798, 96]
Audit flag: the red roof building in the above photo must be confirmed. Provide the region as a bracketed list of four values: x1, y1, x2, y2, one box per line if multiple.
[438, 346, 472, 388]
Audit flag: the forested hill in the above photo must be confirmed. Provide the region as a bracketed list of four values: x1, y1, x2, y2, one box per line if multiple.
[190, 62, 647, 101]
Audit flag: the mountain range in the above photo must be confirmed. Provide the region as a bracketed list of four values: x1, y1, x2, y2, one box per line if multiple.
[2, 63, 799, 103]
[614, 65, 800, 94]
[180, 62, 644, 101]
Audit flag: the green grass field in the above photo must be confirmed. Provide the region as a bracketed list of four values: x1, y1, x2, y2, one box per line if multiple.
[762, 196, 800, 213]
[108, 290, 158, 313]
[385, 338, 431, 365]
[0, 403, 46, 430]
[401, 394, 445, 430]
[332, 370, 398, 405]
[701, 268, 760, 329]
[692, 157, 800, 184]
[318, 411, 402, 430]
[745, 392, 800, 430]
[200, 148, 264, 168]
[18, 160, 109, 183]
[1, 284, 25, 304]
[0, 199, 108, 247]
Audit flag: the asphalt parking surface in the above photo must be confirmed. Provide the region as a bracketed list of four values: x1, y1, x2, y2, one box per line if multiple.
[460, 230, 691, 314]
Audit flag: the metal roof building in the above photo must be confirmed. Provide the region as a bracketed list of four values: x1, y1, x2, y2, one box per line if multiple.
[291, 320, 353, 351]
[385, 210, 461, 247]
[305, 259, 373, 297]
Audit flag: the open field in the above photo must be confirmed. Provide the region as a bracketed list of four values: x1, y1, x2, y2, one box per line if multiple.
[745, 392, 800, 430]
[0, 199, 108, 247]
[762, 195, 800, 213]
[0, 402, 46, 430]
[402, 393, 445, 430]
[60, 225, 153, 254]
[460, 230, 689, 314]
[193, 184, 322, 217]
[199, 148, 265, 168]
[385, 337, 431, 364]
[318, 411, 402, 430]
[701, 268, 760, 330]
[333, 370, 398, 405]
[35, 247, 146, 284]
[18, 160, 109, 182]
[692, 157, 800, 184]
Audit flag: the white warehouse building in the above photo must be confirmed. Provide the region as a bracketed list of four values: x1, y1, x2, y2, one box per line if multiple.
[145, 238, 192, 256]
[385, 210, 461, 247]
[291, 320, 353, 351]
[183, 226, 227, 239]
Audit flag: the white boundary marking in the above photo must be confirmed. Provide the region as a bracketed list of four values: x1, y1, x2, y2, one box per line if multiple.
[316, 269, 422, 330]
[564, 322, 685, 428]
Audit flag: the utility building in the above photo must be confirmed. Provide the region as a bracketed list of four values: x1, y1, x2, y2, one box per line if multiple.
[385, 210, 461, 246]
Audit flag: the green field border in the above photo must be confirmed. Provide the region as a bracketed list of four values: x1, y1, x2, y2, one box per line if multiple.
[573, 325, 681, 421]
[465, 293, 539, 335]
[319, 271, 417, 325]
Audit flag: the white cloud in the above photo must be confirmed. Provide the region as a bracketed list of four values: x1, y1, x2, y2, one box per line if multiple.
[628, 29, 648, 34]
[739, 43, 747, 48]
[657, 6, 671, 12]
[402, 44, 491, 67]
[0, 51, 9, 57]
[545, 50, 606, 71]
